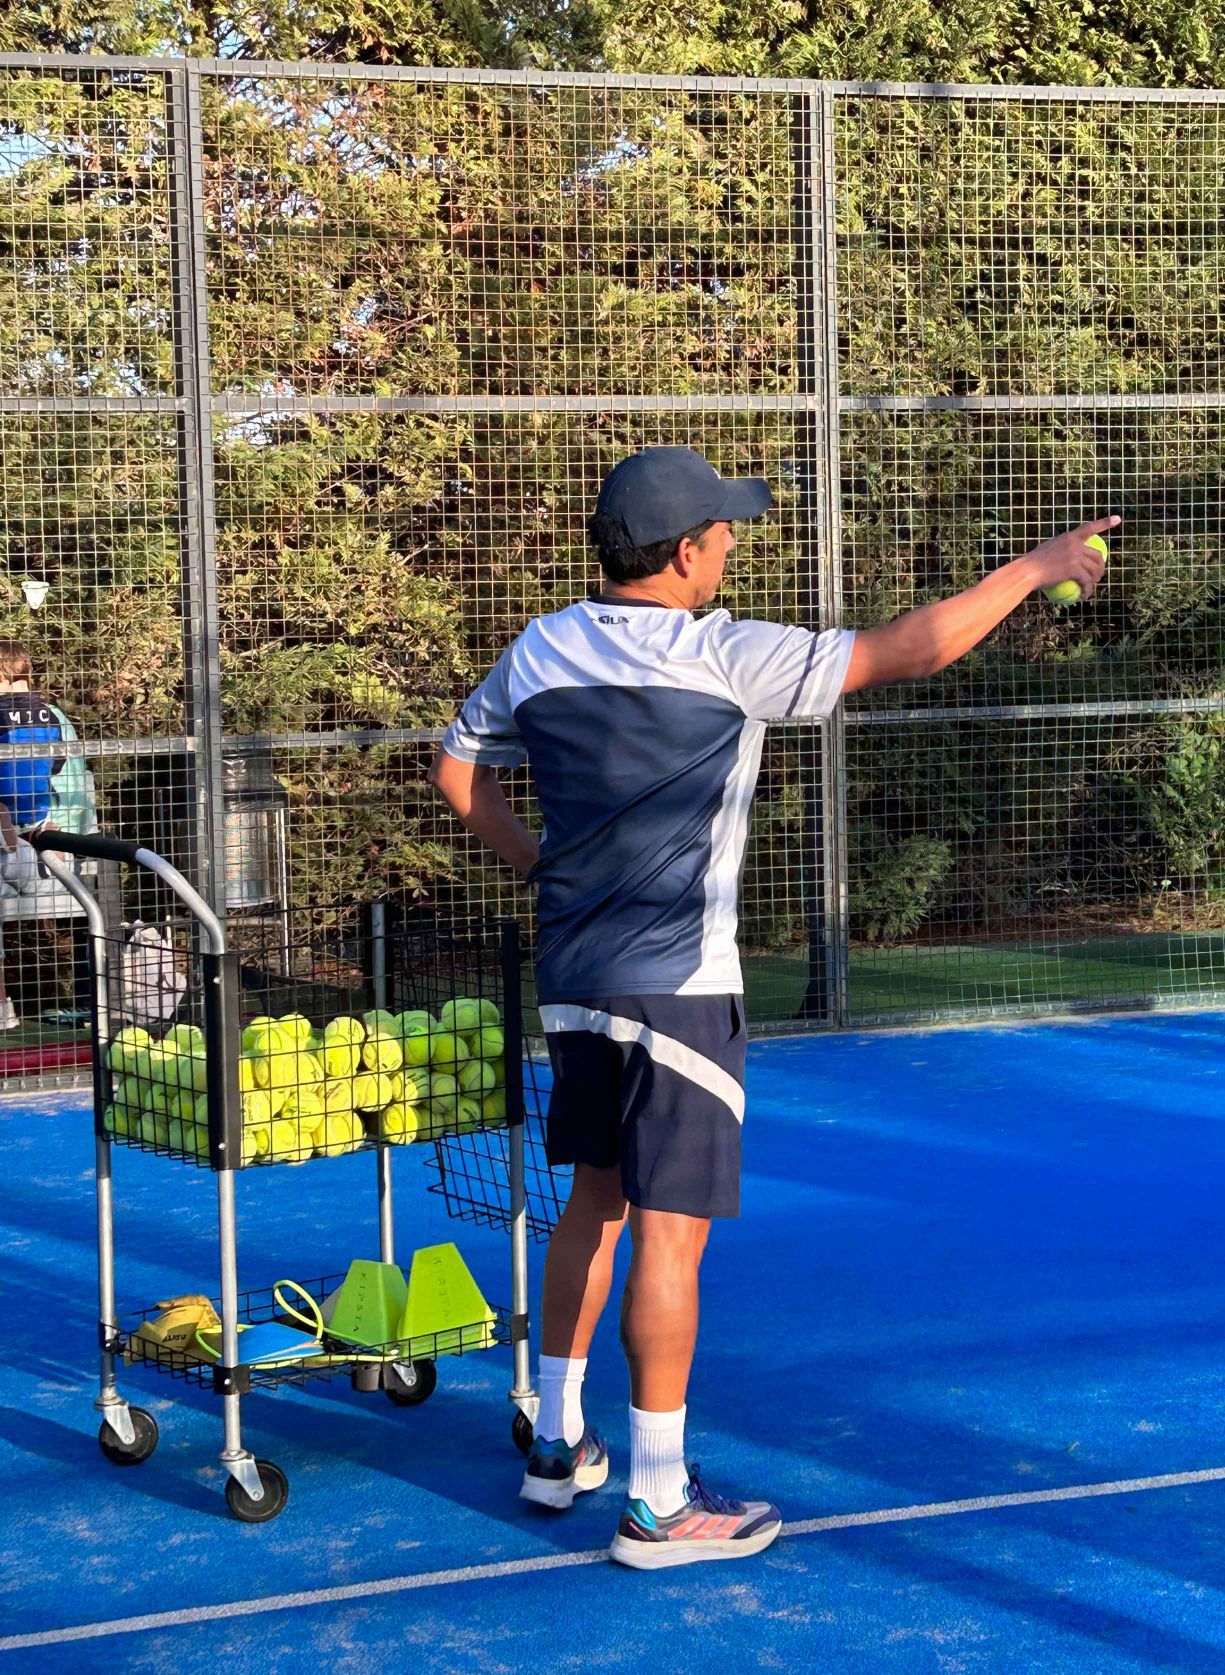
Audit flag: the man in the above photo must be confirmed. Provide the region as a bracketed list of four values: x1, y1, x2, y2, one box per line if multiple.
[430, 446, 1114, 1570]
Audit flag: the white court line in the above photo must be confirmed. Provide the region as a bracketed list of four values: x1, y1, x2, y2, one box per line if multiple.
[5, 1464, 1225, 1653]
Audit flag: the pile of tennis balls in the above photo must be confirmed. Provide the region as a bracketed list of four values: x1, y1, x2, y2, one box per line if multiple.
[102, 999, 507, 1167]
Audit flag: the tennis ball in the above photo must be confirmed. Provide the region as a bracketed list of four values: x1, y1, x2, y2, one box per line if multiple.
[477, 999, 501, 1026]
[455, 1096, 483, 1130]
[428, 1031, 469, 1069]
[324, 1016, 365, 1047]
[401, 1029, 432, 1067]
[481, 1089, 508, 1125]
[111, 1074, 143, 1114]
[284, 1083, 326, 1124]
[238, 1056, 260, 1094]
[402, 1065, 432, 1103]
[429, 1072, 461, 1128]
[362, 1009, 398, 1038]
[106, 1025, 153, 1077]
[469, 1025, 504, 1061]
[352, 1071, 394, 1111]
[278, 1013, 313, 1048]
[141, 1081, 173, 1115]
[322, 1042, 361, 1080]
[1044, 533, 1108, 605]
[439, 999, 481, 1035]
[241, 1016, 280, 1053]
[102, 1104, 126, 1138]
[323, 1078, 357, 1115]
[458, 1057, 496, 1096]
[239, 1124, 264, 1166]
[139, 1108, 170, 1148]
[394, 1009, 434, 1038]
[265, 1117, 301, 1163]
[242, 1089, 274, 1127]
[316, 1110, 360, 1157]
[163, 1023, 206, 1056]
[362, 1029, 403, 1073]
[378, 1102, 422, 1144]
[163, 1049, 208, 1095]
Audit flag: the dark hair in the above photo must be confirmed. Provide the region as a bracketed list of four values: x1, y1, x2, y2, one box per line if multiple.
[587, 513, 715, 584]
[0, 640, 31, 684]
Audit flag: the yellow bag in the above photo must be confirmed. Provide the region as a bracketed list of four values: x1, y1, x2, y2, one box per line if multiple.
[126, 1293, 221, 1365]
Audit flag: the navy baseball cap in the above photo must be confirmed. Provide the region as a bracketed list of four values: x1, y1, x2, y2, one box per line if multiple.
[593, 447, 774, 548]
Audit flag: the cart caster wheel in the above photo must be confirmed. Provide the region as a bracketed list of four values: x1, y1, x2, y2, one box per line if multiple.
[98, 1406, 159, 1466]
[225, 1460, 288, 1523]
[383, 1360, 436, 1407]
[351, 1363, 382, 1394]
[511, 1410, 534, 1456]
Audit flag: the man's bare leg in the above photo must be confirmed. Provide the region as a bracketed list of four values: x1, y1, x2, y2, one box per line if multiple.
[540, 1161, 628, 1359]
[521, 1163, 627, 1507]
[619, 1206, 709, 1411]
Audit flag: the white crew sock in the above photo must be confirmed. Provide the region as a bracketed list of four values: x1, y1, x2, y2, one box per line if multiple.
[536, 1354, 587, 1447]
[628, 1404, 689, 1516]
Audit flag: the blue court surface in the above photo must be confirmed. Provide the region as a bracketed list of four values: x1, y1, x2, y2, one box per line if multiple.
[5, 1013, 1225, 1672]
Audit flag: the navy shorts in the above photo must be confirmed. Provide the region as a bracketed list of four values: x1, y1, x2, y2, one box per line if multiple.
[539, 994, 747, 1219]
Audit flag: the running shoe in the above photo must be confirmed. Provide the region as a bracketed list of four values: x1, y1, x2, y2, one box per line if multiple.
[609, 1464, 781, 1569]
[519, 1427, 609, 1510]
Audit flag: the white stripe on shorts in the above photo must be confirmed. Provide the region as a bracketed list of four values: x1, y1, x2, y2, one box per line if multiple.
[539, 1003, 745, 1125]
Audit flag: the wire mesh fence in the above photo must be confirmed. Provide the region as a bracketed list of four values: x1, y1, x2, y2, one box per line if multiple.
[0, 59, 1223, 1085]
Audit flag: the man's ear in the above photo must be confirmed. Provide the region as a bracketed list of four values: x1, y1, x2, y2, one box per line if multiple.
[672, 534, 698, 577]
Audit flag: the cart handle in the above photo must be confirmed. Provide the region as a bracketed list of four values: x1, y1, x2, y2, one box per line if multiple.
[27, 829, 227, 954]
[28, 830, 147, 866]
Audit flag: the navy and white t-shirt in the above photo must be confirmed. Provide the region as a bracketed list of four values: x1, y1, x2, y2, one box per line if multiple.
[441, 598, 855, 1003]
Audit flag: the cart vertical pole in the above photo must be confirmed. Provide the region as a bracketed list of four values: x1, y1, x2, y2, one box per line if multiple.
[370, 900, 394, 1265]
[205, 947, 263, 1500]
[501, 922, 533, 1406]
[88, 896, 131, 1434]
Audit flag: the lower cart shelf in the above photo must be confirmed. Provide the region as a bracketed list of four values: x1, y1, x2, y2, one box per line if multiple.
[112, 1272, 511, 1393]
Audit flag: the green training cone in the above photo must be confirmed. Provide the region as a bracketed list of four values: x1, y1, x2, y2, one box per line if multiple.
[322, 1259, 409, 1350]
[400, 1243, 498, 1359]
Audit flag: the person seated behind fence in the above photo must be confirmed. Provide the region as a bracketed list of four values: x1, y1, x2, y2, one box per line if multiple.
[0, 641, 95, 1029]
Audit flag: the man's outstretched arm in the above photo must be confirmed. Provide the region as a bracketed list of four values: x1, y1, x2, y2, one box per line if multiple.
[428, 751, 540, 878]
[843, 515, 1119, 693]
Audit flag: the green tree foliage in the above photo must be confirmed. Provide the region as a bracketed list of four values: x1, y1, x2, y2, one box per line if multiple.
[0, 5, 1223, 979]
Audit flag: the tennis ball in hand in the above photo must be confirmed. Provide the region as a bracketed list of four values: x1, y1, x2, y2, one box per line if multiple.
[1044, 533, 1108, 605]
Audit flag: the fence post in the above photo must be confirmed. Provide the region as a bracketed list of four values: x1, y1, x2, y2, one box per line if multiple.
[165, 62, 227, 920]
[815, 85, 851, 1030]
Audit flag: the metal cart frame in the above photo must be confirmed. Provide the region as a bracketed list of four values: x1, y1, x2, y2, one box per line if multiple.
[31, 829, 539, 1520]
